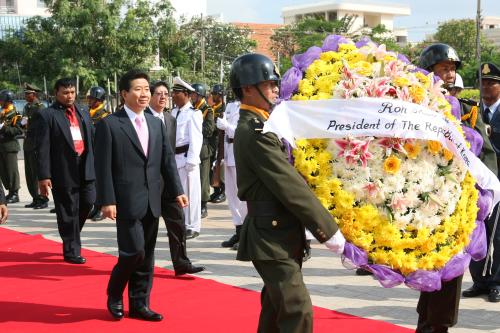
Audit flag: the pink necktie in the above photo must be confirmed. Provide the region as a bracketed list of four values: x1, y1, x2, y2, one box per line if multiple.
[134, 117, 148, 156]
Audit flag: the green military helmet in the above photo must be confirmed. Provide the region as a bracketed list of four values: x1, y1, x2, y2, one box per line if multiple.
[419, 43, 461, 71]
[230, 53, 280, 90]
[191, 83, 207, 97]
[0, 90, 15, 103]
[211, 84, 225, 96]
[89, 86, 106, 101]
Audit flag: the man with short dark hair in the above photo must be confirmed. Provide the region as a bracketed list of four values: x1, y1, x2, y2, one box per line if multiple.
[145, 80, 205, 276]
[35, 78, 96, 264]
[95, 70, 187, 321]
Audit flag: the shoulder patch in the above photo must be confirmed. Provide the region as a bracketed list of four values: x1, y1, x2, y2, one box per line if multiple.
[251, 117, 264, 132]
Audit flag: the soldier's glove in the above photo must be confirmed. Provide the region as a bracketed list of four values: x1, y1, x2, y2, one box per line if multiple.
[216, 117, 229, 131]
[21, 117, 28, 126]
[324, 230, 346, 254]
[185, 163, 196, 172]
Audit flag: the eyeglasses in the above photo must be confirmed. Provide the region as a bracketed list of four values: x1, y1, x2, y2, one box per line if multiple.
[154, 92, 169, 97]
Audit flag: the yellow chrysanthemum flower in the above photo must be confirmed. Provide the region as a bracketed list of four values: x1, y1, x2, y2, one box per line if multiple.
[427, 140, 442, 154]
[442, 148, 454, 161]
[393, 77, 411, 87]
[383, 155, 401, 174]
[403, 142, 421, 159]
[409, 85, 426, 104]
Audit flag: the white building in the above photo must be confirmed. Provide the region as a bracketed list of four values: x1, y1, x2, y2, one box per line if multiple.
[0, 0, 49, 38]
[281, 1, 411, 44]
[482, 16, 500, 48]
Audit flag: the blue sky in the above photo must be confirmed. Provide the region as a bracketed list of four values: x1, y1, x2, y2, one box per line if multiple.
[207, 0, 500, 42]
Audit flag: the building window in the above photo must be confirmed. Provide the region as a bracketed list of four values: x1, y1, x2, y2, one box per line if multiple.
[396, 36, 407, 43]
[327, 11, 337, 21]
[0, 0, 16, 14]
[38, 0, 46, 7]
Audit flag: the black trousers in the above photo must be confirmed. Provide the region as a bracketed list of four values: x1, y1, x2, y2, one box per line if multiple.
[107, 208, 159, 308]
[417, 275, 463, 329]
[24, 149, 48, 203]
[162, 200, 191, 270]
[469, 204, 500, 290]
[52, 180, 95, 258]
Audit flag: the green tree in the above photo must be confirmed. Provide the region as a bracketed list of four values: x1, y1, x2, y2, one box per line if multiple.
[160, 15, 256, 86]
[0, 0, 175, 93]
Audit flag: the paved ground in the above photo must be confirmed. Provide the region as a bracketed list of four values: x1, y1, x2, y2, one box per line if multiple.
[2, 160, 500, 332]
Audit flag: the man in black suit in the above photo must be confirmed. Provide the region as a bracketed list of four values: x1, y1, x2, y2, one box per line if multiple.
[0, 186, 8, 224]
[95, 70, 187, 321]
[35, 78, 96, 264]
[146, 80, 204, 277]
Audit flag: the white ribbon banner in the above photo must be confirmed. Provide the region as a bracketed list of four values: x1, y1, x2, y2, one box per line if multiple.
[263, 97, 500, 205]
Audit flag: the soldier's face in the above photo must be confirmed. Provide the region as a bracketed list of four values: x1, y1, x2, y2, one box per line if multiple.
[433, 61, 456, 86]
[150, 85, 169, 111]
[243, 80, 279, 111]
[172, 90, 189, 108]
[212, 93, 222, 104]
[482, 79, 500, 106]
[190, 92, 200, 105]
[24, 92, 36, 103]
[55, 86, 76, 107]
[122, 78, 151, 113]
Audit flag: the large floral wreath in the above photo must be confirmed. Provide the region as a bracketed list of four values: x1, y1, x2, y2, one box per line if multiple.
[275, 35, 494, 291]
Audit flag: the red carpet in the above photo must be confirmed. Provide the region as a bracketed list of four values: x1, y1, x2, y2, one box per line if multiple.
[0, 227, 412, 333]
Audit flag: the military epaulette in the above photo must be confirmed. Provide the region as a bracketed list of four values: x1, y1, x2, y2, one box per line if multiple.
[251, 117, 264, 132]
[458, 98, 479, 107]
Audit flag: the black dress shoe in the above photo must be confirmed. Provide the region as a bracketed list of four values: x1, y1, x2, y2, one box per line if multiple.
[186, 230, 199, 239]
[6, 193, 19, 204]
[107, 296, 124, 319]
[462, 284, 489, 297]
[129, 306, 163, 321]
[25, 201, 37, 208]
[221, 234, 239, 248]
[63, 256, 86, 264]
[201, 206, 208, 218]
[211, 193, 226, 203]
[33, 201, 49, 209]
[489, 289, 500, 302]
[92, 211, 105, 221]
[175, 264, 206, 276]
[50, 208, 56, 213]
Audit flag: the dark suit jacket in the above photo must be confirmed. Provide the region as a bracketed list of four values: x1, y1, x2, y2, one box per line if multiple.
[94, 108, 183, 219]
[145, 107, 180, 201]
[35, 102, 95, 188]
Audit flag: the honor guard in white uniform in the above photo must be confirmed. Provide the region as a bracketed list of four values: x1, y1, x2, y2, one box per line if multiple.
[171, 77, 203, 239]
[216, 100, 247, 249]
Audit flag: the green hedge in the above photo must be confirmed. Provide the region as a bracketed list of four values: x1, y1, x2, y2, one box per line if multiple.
[458, 89, 479, 100]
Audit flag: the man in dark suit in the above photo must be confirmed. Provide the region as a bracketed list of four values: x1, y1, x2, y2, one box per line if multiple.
[35, 78, 96, 264]
[95, 70, 188, 321]
[0, 186, 8, 224]
[463, 62, 500, 303]
[146, 80, 204, 276]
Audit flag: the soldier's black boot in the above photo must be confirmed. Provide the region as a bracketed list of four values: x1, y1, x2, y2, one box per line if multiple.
[201, 201, 208, 218]
[303, 240, 312, 262]
[33, 196, 49, 210]
[6, 191, 19, 204]
[222, 225, 241, 248]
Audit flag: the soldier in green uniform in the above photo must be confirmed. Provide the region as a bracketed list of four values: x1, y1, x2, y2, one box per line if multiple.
[209, 84, 226, 204]
[0, 90, 22, 204]
[416, 43, 497, 333]
[22, 83, 49, 209]
[86, 86, 109, 221]
[190, 83, 215, 218]
[231, 53, 345, 332]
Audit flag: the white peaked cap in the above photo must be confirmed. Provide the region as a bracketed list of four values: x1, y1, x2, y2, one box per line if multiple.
[172, 76, 195, 92]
